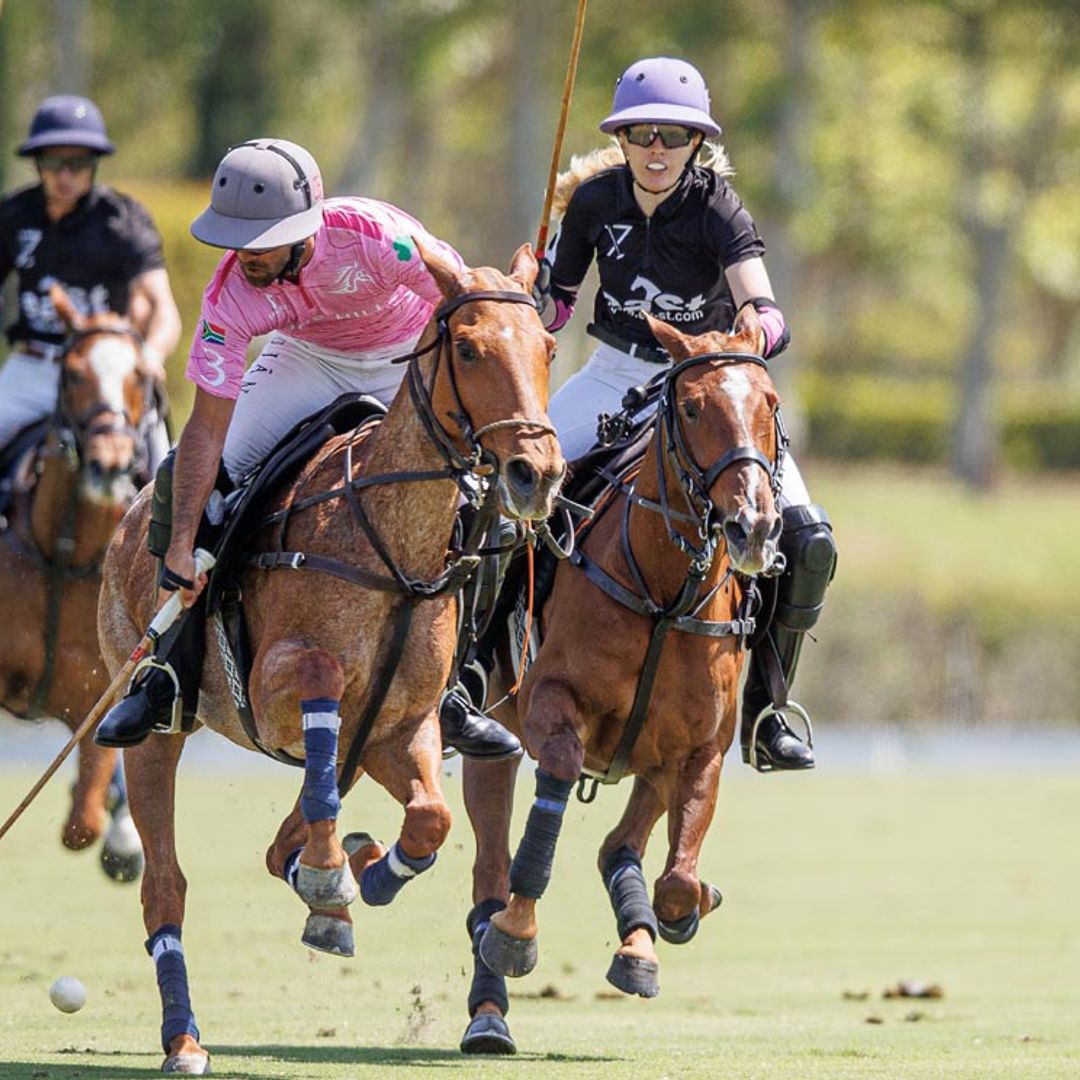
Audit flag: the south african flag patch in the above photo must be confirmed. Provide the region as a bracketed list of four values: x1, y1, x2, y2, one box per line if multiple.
[201, 319, 226, 346]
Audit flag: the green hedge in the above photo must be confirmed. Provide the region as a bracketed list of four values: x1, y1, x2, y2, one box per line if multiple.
[800, 373, 1080, 471]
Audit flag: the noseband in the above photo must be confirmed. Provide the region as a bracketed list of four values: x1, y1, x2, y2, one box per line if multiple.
[395, 289, 557, 483]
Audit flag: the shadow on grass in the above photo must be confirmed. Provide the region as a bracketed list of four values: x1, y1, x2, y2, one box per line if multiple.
[0, 1044, 621, 1078]
[213, 1043, 623, 1067]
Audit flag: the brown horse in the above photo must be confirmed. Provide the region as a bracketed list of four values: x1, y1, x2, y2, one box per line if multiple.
[96, 243, 564, 1074]
[464, 307, 785, 1024]
[0, 286, 151, 881]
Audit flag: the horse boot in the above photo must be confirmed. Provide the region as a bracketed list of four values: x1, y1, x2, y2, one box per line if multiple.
[440, 516, 522, 761]
[740, 503, 837, 772]
[95, 598, 207, 748]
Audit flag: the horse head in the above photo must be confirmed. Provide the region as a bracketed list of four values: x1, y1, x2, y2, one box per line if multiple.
[415, 242, 565, 522]
[48, 283, 148, 506]
[645, 308, 783, 576]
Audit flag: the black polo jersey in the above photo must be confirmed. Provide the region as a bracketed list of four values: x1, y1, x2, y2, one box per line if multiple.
[548, 164, 766, 350]
[0, 183, 165, 348]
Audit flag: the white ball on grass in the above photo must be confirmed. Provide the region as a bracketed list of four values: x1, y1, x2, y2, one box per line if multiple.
[48, 976, 86, 1013]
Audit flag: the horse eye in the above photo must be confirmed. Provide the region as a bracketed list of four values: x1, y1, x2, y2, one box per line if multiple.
[455, 339, 477, 363]
[681, 400, 700, 422]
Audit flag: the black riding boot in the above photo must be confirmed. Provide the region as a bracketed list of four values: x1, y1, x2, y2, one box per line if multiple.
[741, 504, 837, 772]
[95, 593, 207, 749]
[440, 516, 522, 760]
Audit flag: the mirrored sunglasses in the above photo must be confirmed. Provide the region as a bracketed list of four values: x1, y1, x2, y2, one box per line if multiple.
[622, 124, 697, 149]
[36, 153, 97, 174]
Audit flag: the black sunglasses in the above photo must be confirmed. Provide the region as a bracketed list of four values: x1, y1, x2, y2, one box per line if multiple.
[36, 152, 97, 174]
[621, 124, 698, 149]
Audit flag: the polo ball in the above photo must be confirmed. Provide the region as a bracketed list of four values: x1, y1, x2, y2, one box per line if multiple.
[49, 976, 86, 1013]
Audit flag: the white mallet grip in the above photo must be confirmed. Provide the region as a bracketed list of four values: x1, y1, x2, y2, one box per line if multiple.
[148, 547, 217, 637]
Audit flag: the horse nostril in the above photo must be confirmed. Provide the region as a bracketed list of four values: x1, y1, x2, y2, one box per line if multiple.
[723, 518, 747, 550]
[506, 457, 538, 496]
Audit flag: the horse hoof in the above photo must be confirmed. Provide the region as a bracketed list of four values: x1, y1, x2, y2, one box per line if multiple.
[657, 909, 699, 945]
[703, 881, 723, 916]
[296, 860, 358, 908]
[460, 1012, 517, 1055]
[302, 913, 355, 957]
[162, 1050, 211, 1074]
[342, 831, 378, 857]
[606, 953, 659, 998]
[99, 809, 144, 884]
[478, 922, 537, 978]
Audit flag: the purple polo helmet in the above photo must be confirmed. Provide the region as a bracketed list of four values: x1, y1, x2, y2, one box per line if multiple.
[599, 57, 722, 138]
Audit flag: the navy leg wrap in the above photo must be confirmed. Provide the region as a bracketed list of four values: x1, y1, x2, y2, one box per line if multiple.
[107, 757, 128, 813]
[300, 697, 341, 824]
[283, 847, 303, 894]
[145, 924, 199, 1053]
[508, 770, 573, 900]
[360, 841, 436, 906]
[602, 846, 658, 943]
[466, 898, 510, 1016]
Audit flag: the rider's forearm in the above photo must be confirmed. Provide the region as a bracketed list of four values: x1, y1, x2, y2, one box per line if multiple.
[167, 423, 223, 556]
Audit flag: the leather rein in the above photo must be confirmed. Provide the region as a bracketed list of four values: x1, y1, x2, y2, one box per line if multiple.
[570, 350, 788, 792]
[245, 287, 553, 791]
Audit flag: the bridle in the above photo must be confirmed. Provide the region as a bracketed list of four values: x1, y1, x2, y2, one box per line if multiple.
[395, 288, 558, 480]
[654, 350, 787, 567]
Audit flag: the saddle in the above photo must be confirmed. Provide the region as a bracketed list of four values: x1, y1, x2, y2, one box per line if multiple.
[154, 393, 387, 755]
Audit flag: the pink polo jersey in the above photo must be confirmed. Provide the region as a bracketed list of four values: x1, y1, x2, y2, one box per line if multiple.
[186, 197, 463, 399]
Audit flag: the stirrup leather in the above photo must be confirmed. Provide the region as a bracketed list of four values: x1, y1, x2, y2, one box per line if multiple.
[747, 700, 813, 773]
[127, 655, 184, 735]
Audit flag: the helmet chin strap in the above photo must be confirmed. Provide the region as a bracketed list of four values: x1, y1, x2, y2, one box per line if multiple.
[626, 141, 702, 197]
[277, 240, 307, 282]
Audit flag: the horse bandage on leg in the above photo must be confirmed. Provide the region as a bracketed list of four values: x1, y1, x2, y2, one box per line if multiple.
[508, 769, 574, 899]
[602, 846, 658, 943]
[467, 898, 510, 1016]
[145, 924, 199, 1053]
[360, 841, 436, 906]
[301, 698, 341, 823]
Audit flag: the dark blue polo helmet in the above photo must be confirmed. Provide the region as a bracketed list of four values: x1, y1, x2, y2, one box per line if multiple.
[17, 95, 115, 157]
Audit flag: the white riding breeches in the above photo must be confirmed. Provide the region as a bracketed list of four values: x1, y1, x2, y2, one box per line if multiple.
[548, 341, 811, 508]
[221, 333, 419, 483]
[0, 347, 169, 472]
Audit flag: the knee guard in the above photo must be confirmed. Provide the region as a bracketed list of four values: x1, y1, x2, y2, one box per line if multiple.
[147, 450, 176, 559]
[775, 504, 837, 634]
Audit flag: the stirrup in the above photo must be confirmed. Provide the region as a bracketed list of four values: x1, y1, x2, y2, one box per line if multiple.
[747, 700, 813, 773]
[127, 656, 184, 735]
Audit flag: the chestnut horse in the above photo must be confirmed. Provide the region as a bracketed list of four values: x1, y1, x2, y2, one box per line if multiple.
[465, 308, 785, 1027]
[0, 287, 151, 882]
[96, 244, 564, 1074]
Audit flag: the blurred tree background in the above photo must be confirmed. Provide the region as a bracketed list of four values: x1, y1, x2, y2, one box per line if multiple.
[2, 0, 1079, 728]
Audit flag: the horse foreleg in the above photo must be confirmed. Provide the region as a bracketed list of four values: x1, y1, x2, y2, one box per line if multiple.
[653, 740, 726, 943]
[359, 712, 450, 906]
[594, 777, 666, 998]
[255, 643, 356, 910]
[125, 732, 210, 1075]
[62, 733, 114, 851]
[481, 677, 582, 979]
[459, 754, 521, 1054]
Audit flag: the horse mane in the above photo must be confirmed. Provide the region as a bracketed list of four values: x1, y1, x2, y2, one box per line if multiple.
[551, 139, 735, 219]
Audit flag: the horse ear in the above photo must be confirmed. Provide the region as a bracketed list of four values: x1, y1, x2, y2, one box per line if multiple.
[508, 243, 538, 291]
[733, 302, 764, 354]
[414, 236, 464, 300]
[644, 313, 690, 360]
[47, 281, 83, 332]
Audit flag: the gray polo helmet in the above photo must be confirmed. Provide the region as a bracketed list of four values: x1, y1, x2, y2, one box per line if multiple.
[18, 95, 115, 156]
[599, 57, 721, 138]
[190, 139, 325, 250]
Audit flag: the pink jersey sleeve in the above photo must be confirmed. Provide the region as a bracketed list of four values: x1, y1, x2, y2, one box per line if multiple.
[185, 254, 263, 399]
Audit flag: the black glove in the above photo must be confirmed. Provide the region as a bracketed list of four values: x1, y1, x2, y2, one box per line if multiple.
[532, 257, 552, 313]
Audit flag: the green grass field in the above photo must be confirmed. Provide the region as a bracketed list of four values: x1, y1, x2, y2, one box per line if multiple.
[1, 757, 1077, 1079]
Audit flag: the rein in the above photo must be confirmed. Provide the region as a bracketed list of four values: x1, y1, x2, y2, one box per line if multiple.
[571, 350, 786, 792]
[247, 287, 553, 789]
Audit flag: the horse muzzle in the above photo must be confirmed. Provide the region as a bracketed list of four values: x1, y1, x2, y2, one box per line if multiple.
[496, 452, 566, 522]
[721, 506, 782, 576]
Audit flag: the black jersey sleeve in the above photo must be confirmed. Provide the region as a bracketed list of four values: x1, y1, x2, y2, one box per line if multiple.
[115, 195, 167, 279]
[548, 182, 598, 291]
[710, 182, 767, 269]
[0, 197, 15, 286]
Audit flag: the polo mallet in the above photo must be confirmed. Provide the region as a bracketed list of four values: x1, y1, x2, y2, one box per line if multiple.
[0, 548, 215, 844]
[535, 0, 589, 259]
